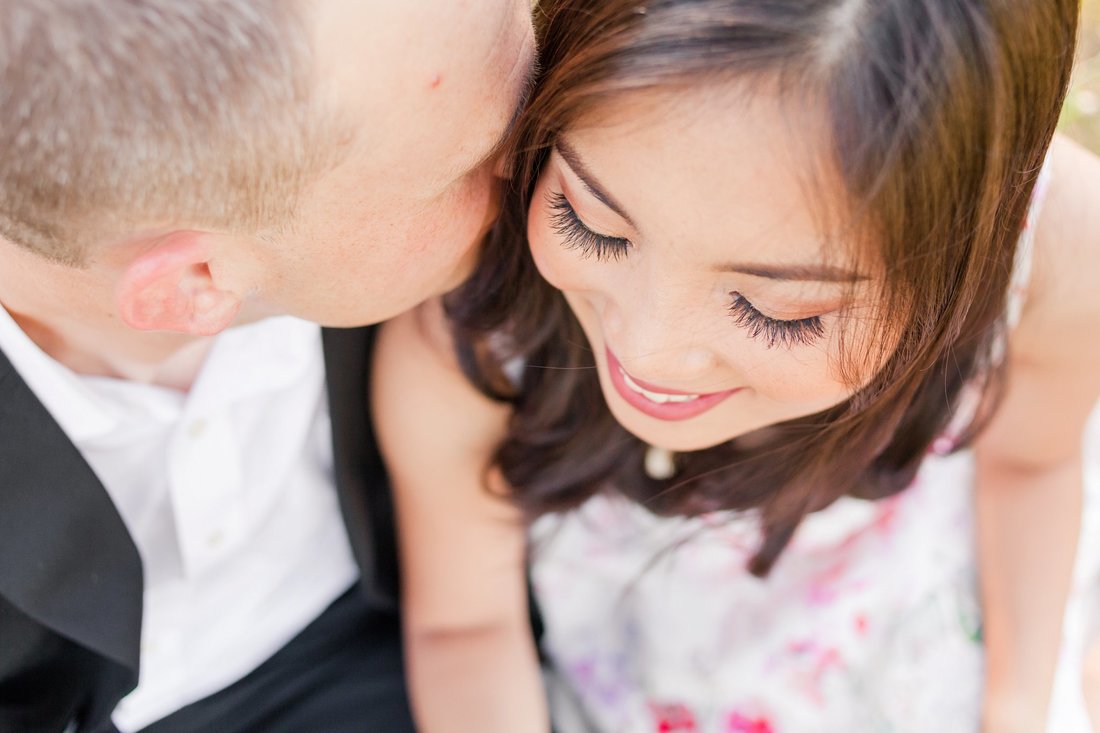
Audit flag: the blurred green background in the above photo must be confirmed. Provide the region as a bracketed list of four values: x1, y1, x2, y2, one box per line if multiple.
[1065, 0, 1100, 152]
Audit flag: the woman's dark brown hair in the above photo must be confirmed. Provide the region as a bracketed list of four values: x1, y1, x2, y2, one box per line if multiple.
[448, 0, 1080, 574]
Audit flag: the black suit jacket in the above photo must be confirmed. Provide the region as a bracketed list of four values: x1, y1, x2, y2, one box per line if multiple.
[0, 327, 401, 733]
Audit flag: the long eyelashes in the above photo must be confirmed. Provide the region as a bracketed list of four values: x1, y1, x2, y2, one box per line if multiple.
[728, 294, 825, 349]
[547, 191, 631, 261]
[544, 190, 825, 349]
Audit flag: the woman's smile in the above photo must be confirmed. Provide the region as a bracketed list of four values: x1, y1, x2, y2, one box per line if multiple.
[606, 348, 741, 422]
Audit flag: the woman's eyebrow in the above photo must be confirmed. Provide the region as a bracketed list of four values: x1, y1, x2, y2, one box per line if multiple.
[719, 262, 868, 282]
[556, 140, 637, 227]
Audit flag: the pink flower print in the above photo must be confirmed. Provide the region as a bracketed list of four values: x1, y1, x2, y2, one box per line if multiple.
[648, 702, 698, 732]
[786, 641, 845, 705]
[806, 561, 851, 606]
[727, 711, 775, 733]
[854, 613, 869, 636]
[568, 654, 631, 707]
[870, 495, 901, 535]
[814, 648, 843, 683]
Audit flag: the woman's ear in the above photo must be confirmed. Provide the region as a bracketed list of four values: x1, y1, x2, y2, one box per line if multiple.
[115, 230, 242, 336]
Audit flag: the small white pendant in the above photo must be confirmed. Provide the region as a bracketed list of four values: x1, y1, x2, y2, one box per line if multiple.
[644, 444, 677, 480]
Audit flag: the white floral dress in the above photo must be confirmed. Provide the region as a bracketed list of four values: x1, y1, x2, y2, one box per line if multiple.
[530, 168, 1100, 733]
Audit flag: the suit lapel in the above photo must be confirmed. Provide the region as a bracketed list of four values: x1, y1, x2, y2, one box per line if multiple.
[0, 327, 392, 667]
[0, 325, 400, 728]
[321, 326, 400, 610]
[0, 347, 142, 680]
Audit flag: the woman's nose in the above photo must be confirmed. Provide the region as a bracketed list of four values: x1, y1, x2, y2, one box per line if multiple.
[601, 293, 722, 391]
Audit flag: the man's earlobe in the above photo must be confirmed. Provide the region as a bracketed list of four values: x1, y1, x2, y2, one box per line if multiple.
[116, 231, 242, 336]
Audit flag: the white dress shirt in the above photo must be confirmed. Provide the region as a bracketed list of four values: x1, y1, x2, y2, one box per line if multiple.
[0, 309, 358, 732]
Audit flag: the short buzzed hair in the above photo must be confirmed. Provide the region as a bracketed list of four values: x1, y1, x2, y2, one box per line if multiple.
[0, 0, 330, 265]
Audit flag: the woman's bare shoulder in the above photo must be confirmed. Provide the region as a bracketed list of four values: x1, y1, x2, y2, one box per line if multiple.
[373, 298, 511, 458]
[1028, 134, 1100, 325]
[973, 136, 1100, 466]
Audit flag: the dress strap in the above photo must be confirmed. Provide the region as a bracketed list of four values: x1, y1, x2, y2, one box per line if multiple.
[1005, 159, 1054, 329]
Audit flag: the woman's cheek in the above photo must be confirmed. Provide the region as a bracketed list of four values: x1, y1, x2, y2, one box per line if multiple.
[730, 338, 855, 409]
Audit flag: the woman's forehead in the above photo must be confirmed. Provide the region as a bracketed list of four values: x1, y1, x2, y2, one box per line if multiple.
[558, 86, 873, 275]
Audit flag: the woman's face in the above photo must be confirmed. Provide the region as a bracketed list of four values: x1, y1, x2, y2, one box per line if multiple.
[527, 88, 891, 452]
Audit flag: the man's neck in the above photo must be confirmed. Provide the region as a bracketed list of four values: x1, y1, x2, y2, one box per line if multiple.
[7, 305, 216, 391]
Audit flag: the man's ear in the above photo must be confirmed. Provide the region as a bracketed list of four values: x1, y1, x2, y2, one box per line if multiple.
[116, 230, 242, 336]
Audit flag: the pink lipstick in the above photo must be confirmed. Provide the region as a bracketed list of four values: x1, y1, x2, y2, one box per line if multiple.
[605, 348, 739, 422]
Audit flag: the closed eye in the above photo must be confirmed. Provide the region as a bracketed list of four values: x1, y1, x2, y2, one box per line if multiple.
[547, 191, 632, 262]
[728, 293, 825, 348]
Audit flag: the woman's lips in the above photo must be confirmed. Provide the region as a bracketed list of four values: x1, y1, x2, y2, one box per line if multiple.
[605, 348, 739, 422]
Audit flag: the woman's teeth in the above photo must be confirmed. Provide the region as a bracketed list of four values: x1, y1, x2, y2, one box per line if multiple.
[619, 368, 701, 404]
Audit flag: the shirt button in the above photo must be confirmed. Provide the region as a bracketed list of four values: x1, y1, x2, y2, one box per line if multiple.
[187, 418, 208, 439]
[206, 529, 225, 548]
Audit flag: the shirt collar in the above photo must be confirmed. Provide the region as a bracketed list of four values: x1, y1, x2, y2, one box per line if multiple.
[0, 307, 322, 444]
[0, 304, 121, 442]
